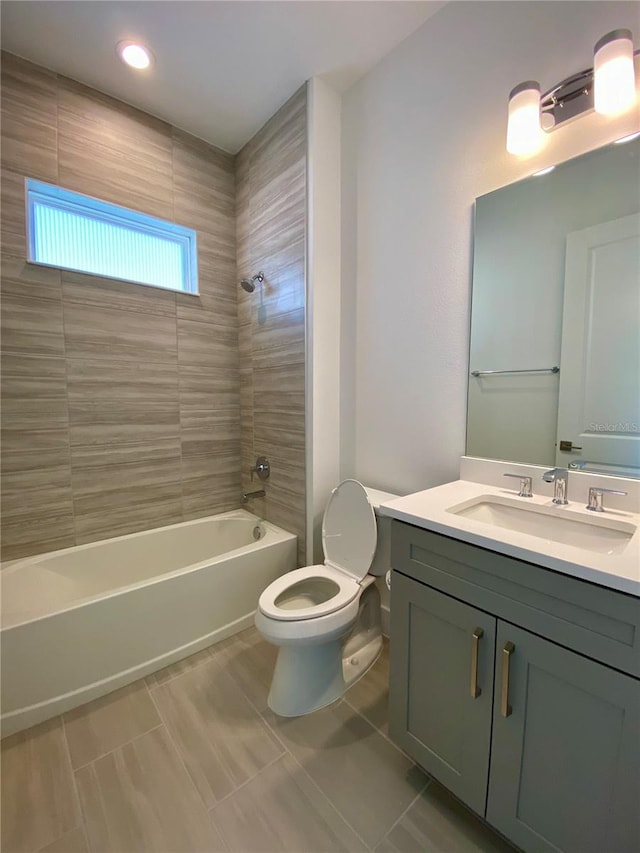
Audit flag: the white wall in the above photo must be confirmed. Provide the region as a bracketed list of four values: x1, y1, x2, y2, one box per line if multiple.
[340, 0, 640, 497]
[306, 77, 342, 563]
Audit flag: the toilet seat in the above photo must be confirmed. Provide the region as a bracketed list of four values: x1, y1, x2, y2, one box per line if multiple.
[258, 480, 378, 623]
[258, 565, 360, 621]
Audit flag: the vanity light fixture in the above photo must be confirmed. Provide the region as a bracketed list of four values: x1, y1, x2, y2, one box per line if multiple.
[506, 28, 639, 156]
[117, 41, 153, 70]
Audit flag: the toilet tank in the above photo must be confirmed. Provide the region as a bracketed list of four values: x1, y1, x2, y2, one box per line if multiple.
[363, 487, 400, 577]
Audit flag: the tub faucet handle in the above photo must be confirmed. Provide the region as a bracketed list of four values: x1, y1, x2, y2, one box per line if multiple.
[251, 456, 270, 482]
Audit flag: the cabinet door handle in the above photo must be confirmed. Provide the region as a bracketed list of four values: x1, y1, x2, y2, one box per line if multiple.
[501, 641, 515, 717]
[470, 627, 484, 698]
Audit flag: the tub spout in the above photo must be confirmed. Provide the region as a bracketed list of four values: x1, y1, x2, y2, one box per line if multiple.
[243, 489, 266, 503]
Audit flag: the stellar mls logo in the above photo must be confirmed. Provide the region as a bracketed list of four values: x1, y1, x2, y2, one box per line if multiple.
[588, 422, 639, 432]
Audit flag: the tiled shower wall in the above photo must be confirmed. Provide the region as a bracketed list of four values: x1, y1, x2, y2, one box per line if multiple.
[236, 88, 307, 565]
[0, 52, 241, 560]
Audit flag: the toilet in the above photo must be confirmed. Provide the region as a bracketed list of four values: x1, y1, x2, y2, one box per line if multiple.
[255, 479, 398, 717]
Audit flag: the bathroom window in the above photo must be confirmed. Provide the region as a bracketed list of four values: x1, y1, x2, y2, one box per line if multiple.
[26, 179, 198, 294]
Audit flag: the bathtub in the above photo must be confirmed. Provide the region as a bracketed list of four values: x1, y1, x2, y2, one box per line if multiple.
[1, 510, 297, 737]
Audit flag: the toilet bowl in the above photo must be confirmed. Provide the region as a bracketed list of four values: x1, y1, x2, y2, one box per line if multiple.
[255, 479, 398, 716]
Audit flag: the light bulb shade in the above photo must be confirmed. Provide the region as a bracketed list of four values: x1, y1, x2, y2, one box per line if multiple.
[506, 81, 544, 155]
[594, 29, 635, 115]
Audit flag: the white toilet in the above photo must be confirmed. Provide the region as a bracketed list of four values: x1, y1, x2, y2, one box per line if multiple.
[254, 479, 398, 717]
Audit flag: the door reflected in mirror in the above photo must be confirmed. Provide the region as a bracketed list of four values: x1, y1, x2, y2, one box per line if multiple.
[467, 139, 640, 478]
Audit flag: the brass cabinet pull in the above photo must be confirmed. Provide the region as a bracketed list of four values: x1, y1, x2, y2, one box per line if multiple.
[501, 641, 515, 717]
[470, 627, 484, 698]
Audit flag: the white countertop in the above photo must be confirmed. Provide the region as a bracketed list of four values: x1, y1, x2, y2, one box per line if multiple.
[380, 480, 640, 597]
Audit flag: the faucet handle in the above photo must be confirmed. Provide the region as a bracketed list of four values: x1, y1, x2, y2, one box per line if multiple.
[503, 473, 533, 498]
[586, 487, 627, 513]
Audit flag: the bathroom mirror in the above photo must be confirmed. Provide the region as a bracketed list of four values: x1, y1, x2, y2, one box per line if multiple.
[467, 137, 640, 477]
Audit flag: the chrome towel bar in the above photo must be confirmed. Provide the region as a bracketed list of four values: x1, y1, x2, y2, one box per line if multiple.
[471, 366, 559, 377]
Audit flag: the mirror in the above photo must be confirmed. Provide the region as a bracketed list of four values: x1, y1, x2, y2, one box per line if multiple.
[467, 138, 640, 477]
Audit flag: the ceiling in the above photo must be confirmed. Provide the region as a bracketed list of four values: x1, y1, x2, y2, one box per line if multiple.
[1, 1, 444, 153]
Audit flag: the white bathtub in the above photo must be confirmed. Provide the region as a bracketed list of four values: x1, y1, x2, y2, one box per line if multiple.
[1, 510, 297, 737]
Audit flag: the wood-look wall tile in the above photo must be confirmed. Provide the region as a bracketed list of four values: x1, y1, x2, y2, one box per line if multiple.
[178, 366, 239, 411]
[180, 410, 240, 457]
[177, 318, 237, 369]
[75, 727, 225, 853]
[0, 429, 69, 455]
[1, 255, 62, 302]
[69, 400, 180, 447]
[58, 77, 172, 153]
[62, 270, 176, 317]
[176, 260, 237, 326]
[174, 194, 235, 245]
[71, 440, 183, 543]
[1, 293, 65, 357]
[247, 86, 306, 196]
[70, 438, 180, 470]
[181, 457, 241, 520]
[253, 362, 305, 413]
[57, 132, 174, 222]
[254, 410, 305, 459]
[1, 170, 29, 257]
[66, 357, 178, 403]
[0, 464, 75, 562]
[57, 78, 173, 220]
[1, 398, 69, 433]
[1, 353, 67, 400]
[63, 302, 177, 363]
[252, 306, 305, 358]
[250, 165, 306, 252]
[1, 716, 81, 853]
[251, 254, 305, 316]
[73, 491, 183, 545]
[0, 52, 58, 182]
[172, 129, 234, 208]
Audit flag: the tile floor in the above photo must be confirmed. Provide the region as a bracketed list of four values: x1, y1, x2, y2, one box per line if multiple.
[1, 628, 516, 853]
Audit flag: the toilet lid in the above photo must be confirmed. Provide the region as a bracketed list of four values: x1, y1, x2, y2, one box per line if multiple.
[322, 479, 377, 581]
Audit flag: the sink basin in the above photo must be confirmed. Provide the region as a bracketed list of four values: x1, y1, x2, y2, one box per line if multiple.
[446, 496, 636, 555]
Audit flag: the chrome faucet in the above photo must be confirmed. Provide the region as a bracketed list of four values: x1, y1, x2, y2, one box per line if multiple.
[243, 489, 266, 503]
[586, 486, 627, 512]
[543, 468, 568, 505]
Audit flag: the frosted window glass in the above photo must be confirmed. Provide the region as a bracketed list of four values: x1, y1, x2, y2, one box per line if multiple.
[26, 179, 198, 294]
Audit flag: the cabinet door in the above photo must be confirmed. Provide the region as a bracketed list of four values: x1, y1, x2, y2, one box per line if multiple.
[389, 573, 496, 815]
[488, 622, 640, 853]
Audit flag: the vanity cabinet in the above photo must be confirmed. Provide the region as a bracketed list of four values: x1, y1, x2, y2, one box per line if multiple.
[389, 521, 640, 853]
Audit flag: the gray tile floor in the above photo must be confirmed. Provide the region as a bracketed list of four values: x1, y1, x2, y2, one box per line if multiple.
[1, 628, 516, 853]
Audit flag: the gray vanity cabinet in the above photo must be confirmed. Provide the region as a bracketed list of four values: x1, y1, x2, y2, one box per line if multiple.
[389, 574, 495, 815]
[389, 521, 640, 853]
[487, 621, 639, 853]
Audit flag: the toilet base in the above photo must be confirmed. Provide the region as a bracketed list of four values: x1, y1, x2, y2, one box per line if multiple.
[267, 633, 383, 717]
[264, 578, 384, 717]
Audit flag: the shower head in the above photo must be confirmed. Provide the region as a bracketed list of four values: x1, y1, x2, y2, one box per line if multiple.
[239, 271, 264, 293]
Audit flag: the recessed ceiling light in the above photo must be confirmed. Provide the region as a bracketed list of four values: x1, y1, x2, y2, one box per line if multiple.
[532, 165, 555, 177]
[117, 41, 153, 70]
[613, 131, 640, 144]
